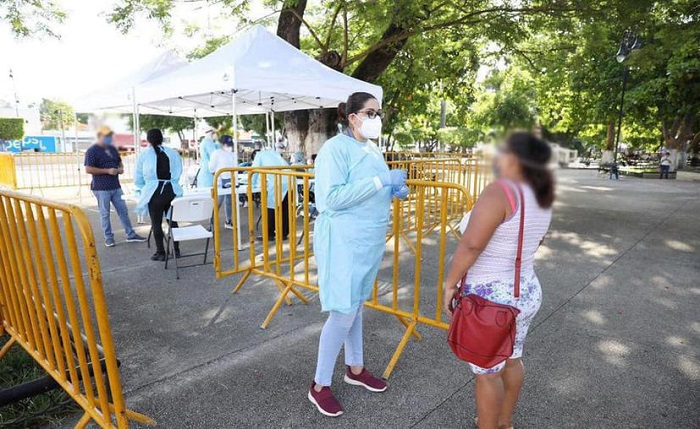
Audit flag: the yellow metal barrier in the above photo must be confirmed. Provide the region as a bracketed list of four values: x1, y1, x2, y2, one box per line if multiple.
[11, 152, 138, 190]
[0, 153, 17, 189]
[213, 168, 475, 378]
[0, 190, 154, 428]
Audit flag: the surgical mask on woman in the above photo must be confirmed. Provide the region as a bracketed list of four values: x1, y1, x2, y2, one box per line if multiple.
[357, 116, 382, 140]
[223, 146, 233, 153]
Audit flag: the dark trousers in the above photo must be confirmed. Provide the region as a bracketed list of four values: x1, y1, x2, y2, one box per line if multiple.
[148, 184, 179, 254]
[660, 165, 670, 179]
[267, 194, 290, 239]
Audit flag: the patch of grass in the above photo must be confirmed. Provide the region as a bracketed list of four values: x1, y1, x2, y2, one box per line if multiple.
[0, 336, 80, 429]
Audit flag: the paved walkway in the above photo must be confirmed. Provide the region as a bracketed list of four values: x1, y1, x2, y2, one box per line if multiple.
[56, 170, 699, 428]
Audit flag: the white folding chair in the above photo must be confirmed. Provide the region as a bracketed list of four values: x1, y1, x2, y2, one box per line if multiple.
[164, 195, 215, 279]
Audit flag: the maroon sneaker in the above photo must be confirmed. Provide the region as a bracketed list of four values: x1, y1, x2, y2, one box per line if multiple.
[308, 382, 343, 417]
[344, 367, 388, 392]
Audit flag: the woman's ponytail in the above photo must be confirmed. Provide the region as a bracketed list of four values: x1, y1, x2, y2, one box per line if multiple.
[506, 132, 555, 208]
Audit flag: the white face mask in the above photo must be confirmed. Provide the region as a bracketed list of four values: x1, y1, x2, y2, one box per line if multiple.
[357, 116, 382, 140]
[223, 146, 233, 152]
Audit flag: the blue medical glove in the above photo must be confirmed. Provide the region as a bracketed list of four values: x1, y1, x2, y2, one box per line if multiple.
[380, 169, 407, 187]
[392, 185, 409, 200]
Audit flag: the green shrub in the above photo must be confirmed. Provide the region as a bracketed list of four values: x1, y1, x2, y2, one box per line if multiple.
[0, 117, 24, 141]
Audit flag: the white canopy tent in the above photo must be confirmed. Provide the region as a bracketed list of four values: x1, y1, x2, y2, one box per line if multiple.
[73, 50, 188, 152]
[135, 24, 383, 117]
[73, 50, 187, 113]
[120, 25, 384, 250]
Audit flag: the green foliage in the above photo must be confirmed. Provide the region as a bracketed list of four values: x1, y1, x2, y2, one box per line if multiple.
[39, 99, 75, 130]
[1, 0, 66, 38]
[437, 127, 479, 150]
[103, 0, 698, 152]
[136, 114, 194, 133]
[133, 114, 195, 146]
[0, 117, 24, 141]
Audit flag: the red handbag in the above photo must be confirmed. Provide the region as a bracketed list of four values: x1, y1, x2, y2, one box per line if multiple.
[447, 184, 525, 368]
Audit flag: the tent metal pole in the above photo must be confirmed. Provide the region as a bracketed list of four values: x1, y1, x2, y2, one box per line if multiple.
[232, 89, 242, 250]
[265, 112, 271, 146]
[271, 111, 276, 145]
[131, 86, 140, 155]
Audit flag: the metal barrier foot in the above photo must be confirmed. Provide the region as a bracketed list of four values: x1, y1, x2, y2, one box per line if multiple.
[260, 282, 295, 329]
[382, 319, 419, 380]
[75, 412, 91, 429]
[394, 315, 422, 341]
[0, 336, 16, 359]
[232, 270, 252, 294]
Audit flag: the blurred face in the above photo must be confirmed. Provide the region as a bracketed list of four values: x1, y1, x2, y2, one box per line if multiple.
[494, 144, 520, 179]
[98, 133, 113, 146]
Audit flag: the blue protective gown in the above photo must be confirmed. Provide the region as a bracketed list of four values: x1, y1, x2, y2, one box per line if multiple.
[133, 146, 184, 216]
[197, 137, 220, 187]
[313, 133, 392, 313]
[251, 150, 289, 209]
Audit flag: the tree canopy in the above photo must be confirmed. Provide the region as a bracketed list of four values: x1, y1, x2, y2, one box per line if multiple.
[9, 0, 698, 156]
[39, 99, 74, 131]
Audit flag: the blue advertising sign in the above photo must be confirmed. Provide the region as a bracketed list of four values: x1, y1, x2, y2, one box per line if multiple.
[3, 136, 58, 153]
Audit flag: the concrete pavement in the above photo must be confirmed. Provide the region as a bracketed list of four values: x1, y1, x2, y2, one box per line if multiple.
[55, 170, 699, 428]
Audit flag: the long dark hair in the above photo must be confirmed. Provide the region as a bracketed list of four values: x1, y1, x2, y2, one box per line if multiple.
[146, 128, 164, 147]
[505, 132, 555, 208]
[337, 92, 376, 128]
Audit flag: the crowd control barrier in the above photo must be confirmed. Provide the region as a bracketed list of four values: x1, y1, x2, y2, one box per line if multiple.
[0, 153, 17, 189]
[7, 152, 137, 190]
[0, 190, 154, 428]
[0, 151, 200, 194]
[213, 168, 475, 378]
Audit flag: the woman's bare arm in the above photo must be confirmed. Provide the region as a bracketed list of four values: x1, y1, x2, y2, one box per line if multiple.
[443, 182, 510, 315]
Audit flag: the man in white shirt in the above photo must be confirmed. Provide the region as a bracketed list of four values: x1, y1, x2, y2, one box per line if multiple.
[209, 135, 237, 229]
[659, 152, 672, 179]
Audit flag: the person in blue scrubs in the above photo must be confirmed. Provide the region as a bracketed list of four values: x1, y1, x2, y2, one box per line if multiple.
[196, 128, 219, 188]
[251, 149, 290, 240]
[134, 129, 184, 261]
[307, 92, 408, 417]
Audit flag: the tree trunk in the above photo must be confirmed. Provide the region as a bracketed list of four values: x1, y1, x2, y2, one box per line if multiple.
[662, 114, 695, 170]
[351, 22, 410, 83]
[276, 0, 310, 154]
[276, 1, 413, 156]
[605, 120, 615, 151]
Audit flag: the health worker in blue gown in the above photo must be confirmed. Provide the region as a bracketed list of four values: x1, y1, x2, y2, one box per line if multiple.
[134, 129, 184, 261]
[196, 128, 220, 188]
[307, 92, 409, 418]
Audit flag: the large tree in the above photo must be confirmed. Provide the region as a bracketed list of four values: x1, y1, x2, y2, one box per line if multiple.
[107, 0, 607, 154]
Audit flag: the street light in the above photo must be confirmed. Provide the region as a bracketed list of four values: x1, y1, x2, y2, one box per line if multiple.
[611, 29, 641, 179]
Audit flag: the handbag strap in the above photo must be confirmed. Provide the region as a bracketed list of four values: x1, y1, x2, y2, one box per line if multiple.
[514, 184, 525, 298]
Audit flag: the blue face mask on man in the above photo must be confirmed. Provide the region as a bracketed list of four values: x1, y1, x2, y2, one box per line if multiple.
[103, 135, 114, 146]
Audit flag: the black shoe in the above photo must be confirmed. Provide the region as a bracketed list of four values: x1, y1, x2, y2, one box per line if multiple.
[151, 252, 166, 261]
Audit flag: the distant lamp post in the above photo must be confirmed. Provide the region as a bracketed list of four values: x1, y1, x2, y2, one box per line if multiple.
[610, 30, 641, 179]
[9, 68, 20, 117]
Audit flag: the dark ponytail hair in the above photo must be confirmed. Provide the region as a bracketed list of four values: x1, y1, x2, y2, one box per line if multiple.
[337, 92, 377, 128]
[505, 132, 555, 208]
[146, 128, 164, 147]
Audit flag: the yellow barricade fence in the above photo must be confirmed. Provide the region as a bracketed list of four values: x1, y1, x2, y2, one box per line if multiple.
[0, 153, 17, 189]
[10, 152, 138, 190]
[385, 157, 490, 253]
[1, 151, 199, 192]
[0, 190, 154, 428]
[213, 168, 474, 378]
